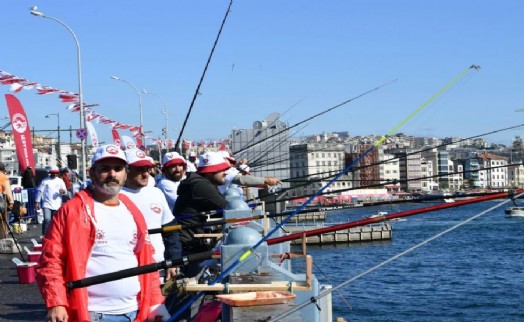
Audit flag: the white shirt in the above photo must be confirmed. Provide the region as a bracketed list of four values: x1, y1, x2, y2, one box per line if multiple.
[86, 202, 140, 314]
[35, 176, 66, 210]
[121, 186, 175, 262]
[156, 175, 184, 211]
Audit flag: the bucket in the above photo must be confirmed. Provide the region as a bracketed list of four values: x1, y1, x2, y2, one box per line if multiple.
[27, 251, 41, 263]
[16, 263, 37, 284]
[31, 238, 42, 251]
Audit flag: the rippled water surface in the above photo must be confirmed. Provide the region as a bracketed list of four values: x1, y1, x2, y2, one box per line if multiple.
[291, 200, 524, 321]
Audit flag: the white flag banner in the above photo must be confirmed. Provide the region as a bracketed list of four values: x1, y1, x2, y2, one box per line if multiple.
[122, 135, 136, 150]
[86, 121, 99, 147]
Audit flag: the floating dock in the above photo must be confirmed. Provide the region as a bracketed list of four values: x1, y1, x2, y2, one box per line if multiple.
[278, 211, 326, 223]
[284, 222, 392, 245]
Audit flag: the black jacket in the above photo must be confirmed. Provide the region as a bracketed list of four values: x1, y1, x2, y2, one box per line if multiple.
[174, 172, 227, 252]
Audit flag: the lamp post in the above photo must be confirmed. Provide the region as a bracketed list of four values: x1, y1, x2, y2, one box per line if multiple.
[30, 7, 87, 182]
[45, 113, 61, 166]
[142, 89, 169, 152]
[110, 76, 144, 148]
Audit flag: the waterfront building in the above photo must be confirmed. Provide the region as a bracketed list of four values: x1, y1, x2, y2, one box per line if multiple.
[477, 152, 508, 188]
[288, 142, 349, 198]
[420, 158, 438, 192]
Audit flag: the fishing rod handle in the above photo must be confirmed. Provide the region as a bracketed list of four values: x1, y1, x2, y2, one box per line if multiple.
[167, 251, 214, 268]
[66, 251, 214, 290]
[67, 262, 163, 290]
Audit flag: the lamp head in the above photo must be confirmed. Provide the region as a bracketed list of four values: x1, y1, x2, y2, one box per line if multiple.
[110, 76, 120, 80]
[30, 6, 45, 17]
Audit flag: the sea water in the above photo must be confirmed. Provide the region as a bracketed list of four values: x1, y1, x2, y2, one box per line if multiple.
[291, 200, 524, 322]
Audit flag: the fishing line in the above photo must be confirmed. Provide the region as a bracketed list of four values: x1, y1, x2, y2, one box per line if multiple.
[312, 261, 352, 310]
[235, 98, 306, 161]
[268, 190, 519, 321]
[173, 0, 234, 151]
[269, 122, 524, 201]
[168, 66, 479, 320]
[232, 79, 399, 156]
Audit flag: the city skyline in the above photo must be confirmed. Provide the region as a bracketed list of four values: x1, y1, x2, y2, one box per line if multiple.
[2, 1, 524, 146]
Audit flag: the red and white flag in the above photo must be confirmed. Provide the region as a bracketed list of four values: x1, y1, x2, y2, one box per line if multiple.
[85, 121, 99, 147]
[5, 94, 36, 171]
[112, 128, 123, 149]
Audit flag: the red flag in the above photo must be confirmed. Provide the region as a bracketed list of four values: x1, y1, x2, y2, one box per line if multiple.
[5, 94, 36, 171]
[112, 128, 123, 148]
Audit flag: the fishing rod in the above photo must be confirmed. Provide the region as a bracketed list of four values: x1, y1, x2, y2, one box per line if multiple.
[266, 189, 521, 245]
[260, 123, 524, 202]
[232, 79, 399, 156]
[248, 111, 524, 190]
[168, 66, 480, 321]
[173, 0, 234, 152]
[66, 251, 213, 290]
[258, 161, 517, 207]
[150, 205, 343, 235]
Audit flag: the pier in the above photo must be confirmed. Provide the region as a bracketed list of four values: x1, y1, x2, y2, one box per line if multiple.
[284, 222, 392, 245]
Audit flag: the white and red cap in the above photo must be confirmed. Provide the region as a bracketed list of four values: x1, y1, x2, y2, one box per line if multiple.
[218, 150, 237, 165]
[125, 148, 155, 167]
[162, 152, 187, 169]
[49, 166, 60, 174]
[91, 144, 127, 166]
[197, 151, 231, 174]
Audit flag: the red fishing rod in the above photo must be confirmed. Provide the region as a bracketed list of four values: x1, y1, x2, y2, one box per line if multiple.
[266, 190, 521, 245]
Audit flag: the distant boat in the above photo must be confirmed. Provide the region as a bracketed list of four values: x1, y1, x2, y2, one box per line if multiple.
[443, 198, 455, 203]
[365, 211, 388, 219]
[504, 206, 524, 218]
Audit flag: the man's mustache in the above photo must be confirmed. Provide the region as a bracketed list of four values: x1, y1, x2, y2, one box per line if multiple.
[103, 179, 120, 184]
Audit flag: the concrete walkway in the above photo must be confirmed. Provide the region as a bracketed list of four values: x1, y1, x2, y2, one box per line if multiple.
[0, 222, 47, 321]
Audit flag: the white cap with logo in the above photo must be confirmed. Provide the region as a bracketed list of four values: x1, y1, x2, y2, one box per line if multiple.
[91, 144, 127, 166]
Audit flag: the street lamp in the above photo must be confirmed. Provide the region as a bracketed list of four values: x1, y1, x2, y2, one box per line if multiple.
[30, 6, 87, 182]
[110, 76, 144, 148]
[45, 113, 61, 166]
[142, 89, 169, 152]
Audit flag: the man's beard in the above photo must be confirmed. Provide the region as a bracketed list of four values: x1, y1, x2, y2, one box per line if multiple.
[94, 179, 122, 196]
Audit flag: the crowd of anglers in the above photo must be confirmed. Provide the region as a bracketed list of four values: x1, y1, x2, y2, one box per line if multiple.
[15, 144, 281, 322]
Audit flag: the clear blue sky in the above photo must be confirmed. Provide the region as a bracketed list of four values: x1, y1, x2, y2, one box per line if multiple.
[2, 0, 524, 146]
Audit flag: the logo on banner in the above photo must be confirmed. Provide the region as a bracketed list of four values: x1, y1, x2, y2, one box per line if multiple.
[11, 113, 28, 133]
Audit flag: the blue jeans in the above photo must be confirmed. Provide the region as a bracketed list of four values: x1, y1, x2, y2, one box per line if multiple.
[89, 311, 137, 322]
[41, 208, 57, 235]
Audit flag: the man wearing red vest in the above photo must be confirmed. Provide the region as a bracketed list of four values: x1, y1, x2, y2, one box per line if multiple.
[36, 144, 169, 322]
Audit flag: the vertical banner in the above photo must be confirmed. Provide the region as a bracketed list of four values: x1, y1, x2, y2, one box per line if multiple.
[85, 121, 99, 147]
[5, 94, 36, 171]
[135, 136, 144, 151]
[112, 128, 122, 149]
[122, 135, 136, 150]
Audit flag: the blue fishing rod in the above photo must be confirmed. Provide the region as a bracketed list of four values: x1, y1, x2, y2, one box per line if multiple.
[167, 65, 480, 321]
